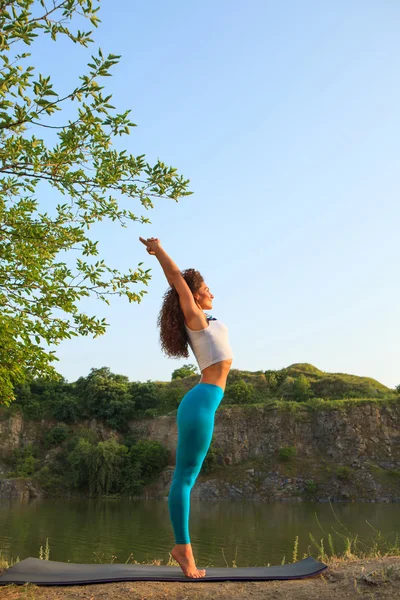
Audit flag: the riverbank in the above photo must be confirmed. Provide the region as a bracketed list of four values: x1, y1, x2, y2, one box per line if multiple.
[1, 555, 400, 599]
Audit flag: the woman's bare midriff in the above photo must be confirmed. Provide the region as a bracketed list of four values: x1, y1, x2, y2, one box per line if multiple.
[199, 359, 232, 391]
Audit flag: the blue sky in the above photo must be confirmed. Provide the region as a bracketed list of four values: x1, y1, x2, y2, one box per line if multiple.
[31, 1, 399, 388]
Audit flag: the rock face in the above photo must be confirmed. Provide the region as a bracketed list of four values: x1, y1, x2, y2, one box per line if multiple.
[125, 401, 400, 502]
[0, 401, 399, 501]
[127, 403, 400, 466]
[0, 478, 43, 500]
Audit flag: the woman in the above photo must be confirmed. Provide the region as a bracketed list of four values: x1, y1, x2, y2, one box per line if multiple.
[139, 236, 233, 578]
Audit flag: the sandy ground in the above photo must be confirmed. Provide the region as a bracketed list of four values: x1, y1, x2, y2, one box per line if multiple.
[1, 556, 400, 600]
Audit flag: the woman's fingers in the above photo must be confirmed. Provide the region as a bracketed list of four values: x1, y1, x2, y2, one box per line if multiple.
[139, 236, 159, 254]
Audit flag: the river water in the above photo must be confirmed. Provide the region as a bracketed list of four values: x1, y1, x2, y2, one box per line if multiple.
[1, 498, 399, 568]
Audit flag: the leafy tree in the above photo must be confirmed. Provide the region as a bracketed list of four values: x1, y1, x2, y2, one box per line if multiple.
[130, 439, 169, 482]
[157, 385, 184, 413]
[202, 442, 221, 474]
[14, 376, 72, 419]
[67, 437, 128, 495]
[171, 364, 198, 380]
[130, 381, 158, 412]
[34, 465, 63, 494]
[264, 369, 288, 390]
[44, 423, 69, 446]
[224, 379, 255, 404]
[67, 437, 92, 489]
[87, 439, 128, 495]
[264, 370, 279, 391]
[0, 1, 191, 405]
[52, 393, 81, 423]
[9, 443, 38, 477]
[12, 381, 44, 418]
[292, 374, 313, 402]
[280, 374, 313, 402]
[120, 456, 144, 496]
[75, 367, 135, 430]
[67, 437, 168, 496]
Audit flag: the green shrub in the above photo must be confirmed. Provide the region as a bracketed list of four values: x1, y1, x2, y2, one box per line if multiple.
[45, 424, 69, 447]
[35, 466, 63, 493]
[157, 386, 184, 413]
[264, 369, 288, 390]
[171, 364, 198, 380]
[67, 438, 93, 490]
[279, 375, 313, 402]
[66, 426, 100, 452]
[14, 379, 74, 420]
[292, 375, 313, 402]
[387, 469, 400, 479]
[130, 381, 159, 413]
[278, 446, 297, 462]
[202, 443, 221, 474]
[264, 371, 279, 391]
[224, 380, 255, 404]
[52, 395, 81, 423]
[312, 374, 391, 400]
[305, 479, 317, 493]
[144, 408, 158, 418]
[336, 466, 352, 481]
[279, 376, 296, 400]
[67, 438, 128, 495]
[121, 433, 138, 449]
[227, 369, 244, 383]
[119, 439, 169, 495]
[13, 383, 45, 420]
[129, 440, 169, 483]
[74, 368, 136, 431]
[120, 458, 144, 495]
[8, 445, 38, 477]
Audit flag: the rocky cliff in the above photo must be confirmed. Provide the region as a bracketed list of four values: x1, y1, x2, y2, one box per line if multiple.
[1, 399, 399, 502]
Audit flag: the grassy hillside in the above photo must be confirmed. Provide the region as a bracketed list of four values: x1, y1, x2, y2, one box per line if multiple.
[170, 363, 396, 402]
[0, 364, 396, 430]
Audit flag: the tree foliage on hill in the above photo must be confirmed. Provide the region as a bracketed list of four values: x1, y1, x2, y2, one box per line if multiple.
[224, 379, 255, 404]
[74, 367, 135, 430]
[31, 434, 169, 496]
[171, 363, 198, 380]
[8, 363, 396, 428]
[0, 0, 191, 405]
[66, 435, 169, 496]
[279, 374, 313, 402]
[12, 365, 188, 426]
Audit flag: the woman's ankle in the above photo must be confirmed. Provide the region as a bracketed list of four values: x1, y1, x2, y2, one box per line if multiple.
[173, 543, 192, 551]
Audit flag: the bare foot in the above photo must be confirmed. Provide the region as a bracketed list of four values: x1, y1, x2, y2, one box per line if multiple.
[171, 544, 206, 579]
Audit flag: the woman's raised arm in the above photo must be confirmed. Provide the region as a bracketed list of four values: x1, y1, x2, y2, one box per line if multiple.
[139, 237, 201, 321]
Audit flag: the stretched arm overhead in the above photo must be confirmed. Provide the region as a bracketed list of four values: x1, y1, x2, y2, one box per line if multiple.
[139, 237, 201, 321]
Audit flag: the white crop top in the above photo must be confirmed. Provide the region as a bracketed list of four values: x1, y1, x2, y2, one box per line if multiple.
[184, 316, 233, 372]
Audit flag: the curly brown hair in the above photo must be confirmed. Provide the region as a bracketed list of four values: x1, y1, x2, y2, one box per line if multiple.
[157, 268, 205, 358]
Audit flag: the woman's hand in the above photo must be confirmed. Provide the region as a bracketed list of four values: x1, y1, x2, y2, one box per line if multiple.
[139, 237, 161, 255]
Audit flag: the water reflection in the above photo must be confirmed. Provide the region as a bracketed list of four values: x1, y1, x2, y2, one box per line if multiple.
[1, 498, 399, 567]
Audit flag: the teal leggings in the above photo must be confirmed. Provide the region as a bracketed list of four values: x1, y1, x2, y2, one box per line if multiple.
[168, 382, 224, 544]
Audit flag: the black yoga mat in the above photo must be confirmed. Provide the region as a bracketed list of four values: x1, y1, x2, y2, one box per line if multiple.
[0, 556, 327, 585]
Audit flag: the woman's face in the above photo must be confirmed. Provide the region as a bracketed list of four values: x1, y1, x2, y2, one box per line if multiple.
[194, 282, 214, 310]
